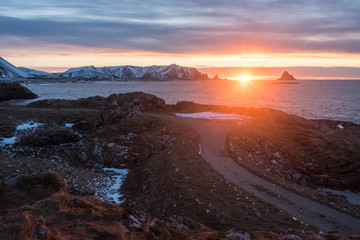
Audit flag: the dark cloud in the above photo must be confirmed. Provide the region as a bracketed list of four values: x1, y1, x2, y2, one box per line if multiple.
[0, 0, 360, 54]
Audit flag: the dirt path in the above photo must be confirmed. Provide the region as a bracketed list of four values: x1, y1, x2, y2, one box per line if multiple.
[151, 114, 360, 234]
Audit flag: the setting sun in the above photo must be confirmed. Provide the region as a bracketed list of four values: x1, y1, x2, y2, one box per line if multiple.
[240, 76, 250, 82]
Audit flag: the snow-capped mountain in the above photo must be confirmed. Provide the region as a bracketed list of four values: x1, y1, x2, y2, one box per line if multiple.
[18, 67, 48, 77]
[0, 57, 29, 79]
[101, 66, 150, 79]
[47, 64, 209, 80]
[142, 64, 207, 80]
[0, 56, 210, 81]
[49, 65, 114, 79]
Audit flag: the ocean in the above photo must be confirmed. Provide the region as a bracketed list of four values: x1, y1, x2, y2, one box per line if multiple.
[14, 80, 360, 124]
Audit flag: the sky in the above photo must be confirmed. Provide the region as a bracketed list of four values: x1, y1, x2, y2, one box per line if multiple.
[1, 0, 360, 75]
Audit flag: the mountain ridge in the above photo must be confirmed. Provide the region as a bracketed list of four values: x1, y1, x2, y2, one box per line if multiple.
[0, 57, 210, 81]
[0, 57, 29, 79]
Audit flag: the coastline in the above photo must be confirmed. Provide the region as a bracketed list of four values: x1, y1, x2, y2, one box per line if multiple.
[3, 79, 360, 124]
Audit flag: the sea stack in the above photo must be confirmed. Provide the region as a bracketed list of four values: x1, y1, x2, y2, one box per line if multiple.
[278, 71, 296, 80]
[0, 82, 38, 101]
[212, 75, 221, 80]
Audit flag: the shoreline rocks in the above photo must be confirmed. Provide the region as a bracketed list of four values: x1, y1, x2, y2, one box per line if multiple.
[0, 82, 38, 101]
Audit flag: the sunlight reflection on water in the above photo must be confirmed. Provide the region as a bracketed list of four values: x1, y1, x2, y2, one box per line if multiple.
[13, 80, 360, 124]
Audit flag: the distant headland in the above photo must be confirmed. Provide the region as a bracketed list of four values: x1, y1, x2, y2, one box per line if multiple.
[0, 56, 220, 81]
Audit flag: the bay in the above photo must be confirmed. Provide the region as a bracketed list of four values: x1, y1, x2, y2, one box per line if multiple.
[14, 80, 360, 124]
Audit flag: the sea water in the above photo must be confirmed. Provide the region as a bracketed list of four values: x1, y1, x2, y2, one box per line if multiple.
[11, 80, 360, 124]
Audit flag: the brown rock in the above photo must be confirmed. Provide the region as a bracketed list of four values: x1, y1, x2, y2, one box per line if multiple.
[20, 128, 79, 146]
[0, 82, 38, 101]
[278, 71, 296, 80]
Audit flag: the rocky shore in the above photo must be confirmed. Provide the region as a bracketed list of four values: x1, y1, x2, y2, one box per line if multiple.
[1, 92, 359, 239]
[0, 82, 38, 101]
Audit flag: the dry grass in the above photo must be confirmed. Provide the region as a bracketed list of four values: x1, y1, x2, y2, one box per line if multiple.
[227, 116, 360, 218]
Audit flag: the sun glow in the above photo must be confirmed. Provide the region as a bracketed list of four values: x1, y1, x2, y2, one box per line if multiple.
[240, 76, 250, 82]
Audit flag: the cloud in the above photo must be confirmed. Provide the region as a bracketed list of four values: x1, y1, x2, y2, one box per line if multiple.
[0, 0, 360, 54]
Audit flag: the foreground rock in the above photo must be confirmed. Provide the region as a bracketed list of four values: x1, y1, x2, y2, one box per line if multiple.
[0, 172, 357, 240]
[100, 92, 166, 124]
[0, 82, 38, 101]
[278, 71, 296, 80]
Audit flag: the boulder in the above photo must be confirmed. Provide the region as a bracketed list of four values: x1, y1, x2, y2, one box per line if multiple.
[101, 92, 166, 124]
[0, 82, 37, 101]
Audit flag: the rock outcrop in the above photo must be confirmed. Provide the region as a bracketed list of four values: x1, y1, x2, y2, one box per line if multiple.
[101, 92, 166, 124]
[27, 92, 165, 111]
[278, 71, 296, 80]
[20, 128, 80, 146]
[212, 75, 221, 80]
[0, 82, 38, 101]
[27, 91, 165, 124]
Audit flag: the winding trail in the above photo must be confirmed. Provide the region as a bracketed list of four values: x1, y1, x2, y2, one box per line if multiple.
[151, 114, 360, 234]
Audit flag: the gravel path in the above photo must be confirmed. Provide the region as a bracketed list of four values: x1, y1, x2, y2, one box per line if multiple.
[153, 114, 360, 234]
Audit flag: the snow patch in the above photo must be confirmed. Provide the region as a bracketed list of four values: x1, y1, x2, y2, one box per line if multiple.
[318, 188, 360, 205]
[198, 144, 202, 155]
[65, 123, 75, 128]
[102, 168, 129, 204]
[337, 124, 344, 129]
[16, 122, 44, 130]
[0, 136, 18, 146]
[0, 121, 44, 146]
[176, 112, 250, 121]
